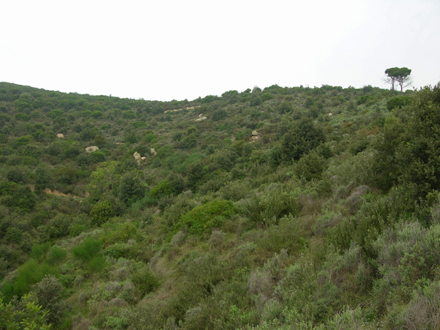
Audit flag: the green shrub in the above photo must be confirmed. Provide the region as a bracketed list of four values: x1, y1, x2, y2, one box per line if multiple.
[102, 223, 139, 245]
[70, 224, 87, 237]
[150, 179, 174, 200]
[254, 214, 307, 254]
[104, 316, 129, 330]
[373, 222, 440, 302]
[295, 152, 326, 181]
[7, 169, 24, 183]
[90, 200, 115, 227]
[72, 238, 102, 262]
[176, 200, 236, 236]
[132, 268, 159, 298]
[242, 184, 300, 227]
[386, 95, 412, 110]
[260, 92, 274, 102]
[46, 214, 72, 239]
[5, 227, 22, 244]
[2, 259, 59, 301]
[281, 117, 325, 161]
[1, 183, 36, 212]
[30, 242, 52, 261]
[393, 280, 440, 329]
[47, 246, 67, 265]
[89, 151, 106, 163]
[34, 275, 66, 326]
[87, 255, 106, 274]
[0, 293, 52, 329]
[118, 172, 146, 206]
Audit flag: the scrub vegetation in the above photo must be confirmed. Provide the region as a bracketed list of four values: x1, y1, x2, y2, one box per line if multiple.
[0, 80, 439, 329]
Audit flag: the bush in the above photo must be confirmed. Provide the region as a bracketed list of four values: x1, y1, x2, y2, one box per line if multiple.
[0, 293, 52, 329]
[72, 238, 102, 262]
[251, 214, 307, 254]
[119, 172, 146, 206]
[150, 179, 174, 200]
[295, 152, 326, 181]
[386, 95, 412, 111]
[176, 200, 236, 236]
[30, 242, 52, 261]
[393, 280, 440, 330]
[34, 275, 66, 326]
[242, 184, 300, 227]
[2, 259, 59, 301]
[373, 222, 440, 302]
[7, 169, 24, 183]
[132, 268, 159, 298]
[47, 246, 67, 265]
[89, 150, 106, 163]
[281, 117, 325, 161]
[90, 201, 115, 226]
[5, 227, 23, 244]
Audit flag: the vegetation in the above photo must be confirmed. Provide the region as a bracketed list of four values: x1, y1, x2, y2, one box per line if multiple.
[384, 67, 412, 93]
[0, 80, 439, 329]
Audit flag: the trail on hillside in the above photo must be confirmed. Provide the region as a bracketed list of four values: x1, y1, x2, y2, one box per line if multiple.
[30, 185, 87, 199]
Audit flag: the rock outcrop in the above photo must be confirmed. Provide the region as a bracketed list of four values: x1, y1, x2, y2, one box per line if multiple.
[250, 130, 260, 142]
[85, 146, 99, 153]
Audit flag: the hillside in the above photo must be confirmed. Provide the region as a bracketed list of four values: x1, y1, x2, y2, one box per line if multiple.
[1, 81, 440, 329]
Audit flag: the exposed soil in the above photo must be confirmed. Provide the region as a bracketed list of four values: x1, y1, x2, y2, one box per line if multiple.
[30, 185, 87, 199]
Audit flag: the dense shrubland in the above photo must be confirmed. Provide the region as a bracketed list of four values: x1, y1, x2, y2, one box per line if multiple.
[1, 81, 440, 329]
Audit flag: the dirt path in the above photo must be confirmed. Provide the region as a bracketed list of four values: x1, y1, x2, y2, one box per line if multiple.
[30, 185, 87, 199]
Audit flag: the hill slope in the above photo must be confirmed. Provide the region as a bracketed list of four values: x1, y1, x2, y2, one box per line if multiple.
[1, 81, 440, 329]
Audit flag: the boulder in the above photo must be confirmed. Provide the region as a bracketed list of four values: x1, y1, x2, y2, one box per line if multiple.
[150, 148, 157, 155]
[57, 133, 64, 138]
[195, 116, 207, 122]
[250, 135, 260, 143]
[85, 146, 99, 153]
[133, 151, 141, 164]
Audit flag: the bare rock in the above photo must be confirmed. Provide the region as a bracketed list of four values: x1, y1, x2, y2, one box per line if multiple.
[195, 116, 207, 122]
[85, 146, 99, 153]
[250, 135, 260, 143]
[252, 130, 259, 136]
[150, 148, 157, 155]
[57, 133, 64, 138]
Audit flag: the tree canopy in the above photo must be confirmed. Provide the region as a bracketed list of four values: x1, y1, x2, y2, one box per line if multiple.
[384, 67, 412, 92]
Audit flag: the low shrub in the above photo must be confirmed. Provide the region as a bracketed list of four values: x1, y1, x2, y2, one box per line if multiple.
[132, 268, 159, 298]
[72, 238, 102, 262]
[175, 200, 236, 236]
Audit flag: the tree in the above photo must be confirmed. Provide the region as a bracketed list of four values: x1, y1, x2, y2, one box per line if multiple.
[384, 67, 412, 93]
[34, 275, 67, 326]
[281, 117, 325, 161]
[118, 172, 146, 206]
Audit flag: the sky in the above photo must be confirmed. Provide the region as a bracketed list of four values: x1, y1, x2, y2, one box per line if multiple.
[1, 0, 439, 101]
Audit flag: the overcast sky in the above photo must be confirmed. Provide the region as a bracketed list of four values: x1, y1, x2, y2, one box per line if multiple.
[1, 0, 439, 101]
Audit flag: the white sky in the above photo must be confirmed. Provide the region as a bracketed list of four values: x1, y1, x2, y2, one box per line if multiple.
[1, 0, 439, 101]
